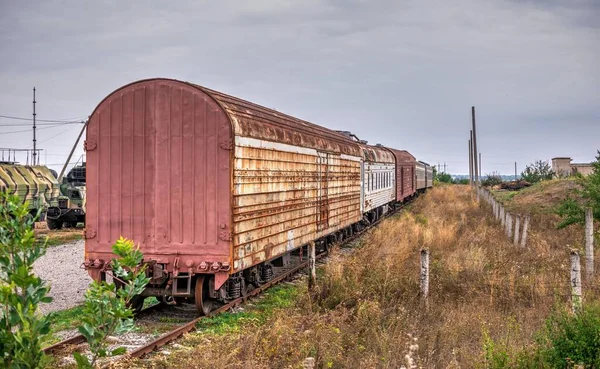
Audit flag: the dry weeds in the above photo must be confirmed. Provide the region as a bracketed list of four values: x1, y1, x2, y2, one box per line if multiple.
[119, 184, 597, 369]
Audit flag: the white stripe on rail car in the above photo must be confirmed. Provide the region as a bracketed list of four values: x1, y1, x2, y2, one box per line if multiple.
[235, 136, 362, 162]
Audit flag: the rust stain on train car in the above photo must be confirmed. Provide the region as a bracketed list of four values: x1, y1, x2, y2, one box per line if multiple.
[85, 78, 364, 286]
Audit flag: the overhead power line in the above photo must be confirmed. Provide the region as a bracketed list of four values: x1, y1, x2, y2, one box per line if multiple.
[0, 124, 66, 135]
[0, 122, 83, 127]
[0, 114, 85, 124]
[37, 125, 79, 144]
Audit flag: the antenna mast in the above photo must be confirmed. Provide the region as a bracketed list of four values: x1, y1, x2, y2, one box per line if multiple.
[33, 87, 37, 165]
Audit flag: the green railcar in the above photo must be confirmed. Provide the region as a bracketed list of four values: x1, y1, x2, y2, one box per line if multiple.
[0, 162, 60, 217]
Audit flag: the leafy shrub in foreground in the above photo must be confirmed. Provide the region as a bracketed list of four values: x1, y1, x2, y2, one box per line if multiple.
[74, 237, 150, 368]
[481, 303, 600, 368]
[0, 192, 52, 368]
[537, 303, 600, 368]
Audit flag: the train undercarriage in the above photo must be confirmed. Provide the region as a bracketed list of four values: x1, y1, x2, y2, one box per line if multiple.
[103, 200, 412, 315]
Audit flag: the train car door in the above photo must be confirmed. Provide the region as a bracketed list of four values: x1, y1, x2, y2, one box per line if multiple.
[316, 152, 329, 232]
[360, 161, 365, 212]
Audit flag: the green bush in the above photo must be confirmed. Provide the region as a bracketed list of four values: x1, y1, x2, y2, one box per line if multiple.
[435, 173, 453, 184]
[482, 173, 503, 187]
[0, 192, 53, 368]
[74, 237, 150, 368]
[481, 303, 600, 368]
[521, 160, 554, 184]
[538, 303, 600, 368]
[557, 150, 600, 229]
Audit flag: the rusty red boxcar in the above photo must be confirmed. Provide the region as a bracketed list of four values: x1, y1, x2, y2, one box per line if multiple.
[385, 148, 417, 202]
[83, 78, 429, 314]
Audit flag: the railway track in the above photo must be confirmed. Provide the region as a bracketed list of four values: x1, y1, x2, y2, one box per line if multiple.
[44, 251, 328, 365]
[44, 201, 410, 366]
[42, 302, 166, 355]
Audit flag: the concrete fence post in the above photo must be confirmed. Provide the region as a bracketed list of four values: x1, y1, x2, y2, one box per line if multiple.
[303, 357, 315, 369]
[520, 215, 530, 248]
[308, 241, 316, 290]
[506, 213, 513, 239]
[501, 206, 505, 228]
[420, 249, 430, 303]
[513, 216, 520, 245]
[496, 200, 500, 221]
[571, 250, 582, 313]
[586, 207, 594, 279]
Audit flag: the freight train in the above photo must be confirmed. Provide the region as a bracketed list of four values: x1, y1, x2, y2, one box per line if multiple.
[83, 79, 433, 314]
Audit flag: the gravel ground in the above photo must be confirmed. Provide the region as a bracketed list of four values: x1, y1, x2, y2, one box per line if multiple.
[33, 240, 91, 315]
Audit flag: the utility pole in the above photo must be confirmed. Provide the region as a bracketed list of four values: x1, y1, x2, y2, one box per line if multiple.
[472, 107, 479, 200]
[470, 130, 474, 187]
[444, 162, 447, 173]
[32, 87, 37, 165]
[514, 162, 517, 180]
[468, 138, 473, 186]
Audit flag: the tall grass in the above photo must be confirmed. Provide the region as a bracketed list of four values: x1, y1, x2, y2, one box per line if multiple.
[124, 185, 596, 368]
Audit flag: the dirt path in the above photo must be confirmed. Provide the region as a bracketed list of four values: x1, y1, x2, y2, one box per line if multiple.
[33, 240, 91, 315]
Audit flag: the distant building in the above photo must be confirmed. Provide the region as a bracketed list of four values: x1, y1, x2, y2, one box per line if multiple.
[551, 157, 594, 177]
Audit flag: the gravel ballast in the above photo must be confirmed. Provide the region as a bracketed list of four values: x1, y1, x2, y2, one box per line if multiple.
[33, 240, 91, 315]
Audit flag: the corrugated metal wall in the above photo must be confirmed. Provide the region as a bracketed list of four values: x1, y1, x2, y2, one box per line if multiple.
[232, 137, 361, 271]
[399, 165, 414, 199]
[86, 80, 232, 264]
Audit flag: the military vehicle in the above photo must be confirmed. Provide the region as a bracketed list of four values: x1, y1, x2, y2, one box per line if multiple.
[46, 162, 86, 229]
[0, 161, 59, 218]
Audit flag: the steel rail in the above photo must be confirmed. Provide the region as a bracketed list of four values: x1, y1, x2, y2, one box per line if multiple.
[44, 197, 415, 361]
[42, 301, 165, 355]
[125, 200, 411, 360]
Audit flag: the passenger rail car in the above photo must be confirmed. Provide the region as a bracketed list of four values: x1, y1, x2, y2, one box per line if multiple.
[83, 78, 432, 314]
[415, 161, 433, 191]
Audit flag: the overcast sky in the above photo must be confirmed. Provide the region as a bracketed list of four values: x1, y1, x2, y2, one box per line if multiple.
[1, 0, 598, 175]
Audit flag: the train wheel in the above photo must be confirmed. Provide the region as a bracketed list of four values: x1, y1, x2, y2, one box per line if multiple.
[130, 295, 146, 313]
[194, 275, 214, 316]
[47, 218, 62, 230]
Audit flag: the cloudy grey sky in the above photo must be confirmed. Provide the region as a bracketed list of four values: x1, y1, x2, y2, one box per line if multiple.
[1, 0, 598, 175]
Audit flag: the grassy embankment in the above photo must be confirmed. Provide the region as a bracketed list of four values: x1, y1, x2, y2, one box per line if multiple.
[35, 227, 83, 247]
[115, 182, 597, 368]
